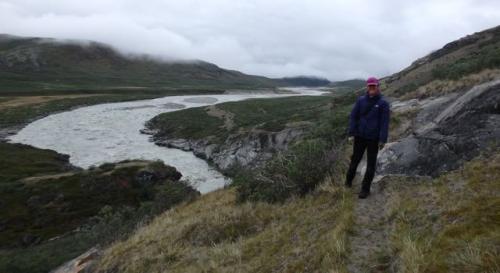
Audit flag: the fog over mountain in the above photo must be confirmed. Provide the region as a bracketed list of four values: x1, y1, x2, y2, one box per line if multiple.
[1, 0, 499, 80]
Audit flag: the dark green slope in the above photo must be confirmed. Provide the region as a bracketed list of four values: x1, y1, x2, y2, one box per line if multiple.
[273, 76, 331, 87]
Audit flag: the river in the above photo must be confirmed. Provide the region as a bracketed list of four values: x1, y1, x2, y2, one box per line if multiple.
[8, 88, 326, 193]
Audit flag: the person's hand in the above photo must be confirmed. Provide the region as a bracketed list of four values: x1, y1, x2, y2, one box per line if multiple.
[348, 136, 354, 143]
[378, 142, 385, 150]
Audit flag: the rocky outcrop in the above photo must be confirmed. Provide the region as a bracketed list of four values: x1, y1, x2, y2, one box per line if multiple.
[146, 125, 310, 172]
[0, 125, 25, 141]
[50, 247, 101, 273]
[378, 80, 500, 177]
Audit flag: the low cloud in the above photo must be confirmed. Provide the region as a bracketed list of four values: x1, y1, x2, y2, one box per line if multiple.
[0, 0, 499, 80]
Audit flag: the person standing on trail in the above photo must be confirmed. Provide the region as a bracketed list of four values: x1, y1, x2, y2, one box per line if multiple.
[345, 77, 390, 199]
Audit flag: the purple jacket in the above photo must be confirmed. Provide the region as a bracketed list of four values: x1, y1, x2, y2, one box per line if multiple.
[348, 92, 390, 143]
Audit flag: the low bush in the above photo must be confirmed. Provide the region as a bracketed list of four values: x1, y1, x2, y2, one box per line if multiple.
[234, 139, 343, 203]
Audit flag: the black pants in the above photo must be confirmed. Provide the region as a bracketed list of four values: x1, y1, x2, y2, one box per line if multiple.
[345, 136, 379, 192]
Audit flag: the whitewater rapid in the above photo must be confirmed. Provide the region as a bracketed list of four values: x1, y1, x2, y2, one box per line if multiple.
[8, 88, 326, 193]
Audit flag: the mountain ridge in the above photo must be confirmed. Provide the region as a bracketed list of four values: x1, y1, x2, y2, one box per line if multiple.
[0, 34, 278, 92]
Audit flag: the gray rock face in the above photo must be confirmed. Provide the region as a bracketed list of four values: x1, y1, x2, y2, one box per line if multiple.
[50, 246, 101, 273]
[150, 126, 309, 172]
[0, 125, 24, 141]
[378, 80, 500, 177]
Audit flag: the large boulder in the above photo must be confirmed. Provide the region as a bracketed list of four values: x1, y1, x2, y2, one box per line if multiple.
[378, 79, 500, 177]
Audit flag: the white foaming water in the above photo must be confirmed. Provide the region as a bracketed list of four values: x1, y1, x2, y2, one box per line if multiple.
[8, 88, 326, 193]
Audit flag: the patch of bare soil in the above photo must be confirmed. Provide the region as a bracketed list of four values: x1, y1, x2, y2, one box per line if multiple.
[206, 105, 235, 130]
[0, 94, 105, 110]
[21, 172, 78, 184]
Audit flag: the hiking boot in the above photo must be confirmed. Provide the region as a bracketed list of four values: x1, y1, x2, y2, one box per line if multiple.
[358, 190, 370, 199]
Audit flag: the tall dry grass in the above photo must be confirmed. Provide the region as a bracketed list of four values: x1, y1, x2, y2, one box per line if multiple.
[96, 177, 355, 273]
[386, 151, 500, 273]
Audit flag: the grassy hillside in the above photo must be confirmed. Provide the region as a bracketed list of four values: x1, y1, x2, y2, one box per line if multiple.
[379, 149, 500, 272]
[95, 149, 500, 273]
[0, 34, 277, 93]
[382, 25, 500, 99]
[97, 178, 355, 273]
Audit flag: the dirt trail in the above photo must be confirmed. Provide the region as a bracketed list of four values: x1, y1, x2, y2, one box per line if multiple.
[346, 159, 392, 273]
[21, 161, 151, 184]
[22, 172, 78, 184]
[206, 105, 235, 130]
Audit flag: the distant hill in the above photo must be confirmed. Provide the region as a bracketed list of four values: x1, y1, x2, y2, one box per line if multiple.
[0, 34, 277, 93]
[329, 79, 365, 89]
[274, 76, 330, 87]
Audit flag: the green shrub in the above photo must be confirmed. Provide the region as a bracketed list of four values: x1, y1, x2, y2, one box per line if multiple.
[145, 160, 182, 181]
[310, 105, 350, 147]
[235, 139, 342, 203]
[151, 180, 199, 213]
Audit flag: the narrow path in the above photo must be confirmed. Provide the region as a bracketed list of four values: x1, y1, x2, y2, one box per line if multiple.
[21, 171, 78, 183]
[346, 161, 391, 273]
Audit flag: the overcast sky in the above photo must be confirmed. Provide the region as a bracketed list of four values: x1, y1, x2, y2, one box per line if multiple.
[0, 0, 499, 80]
